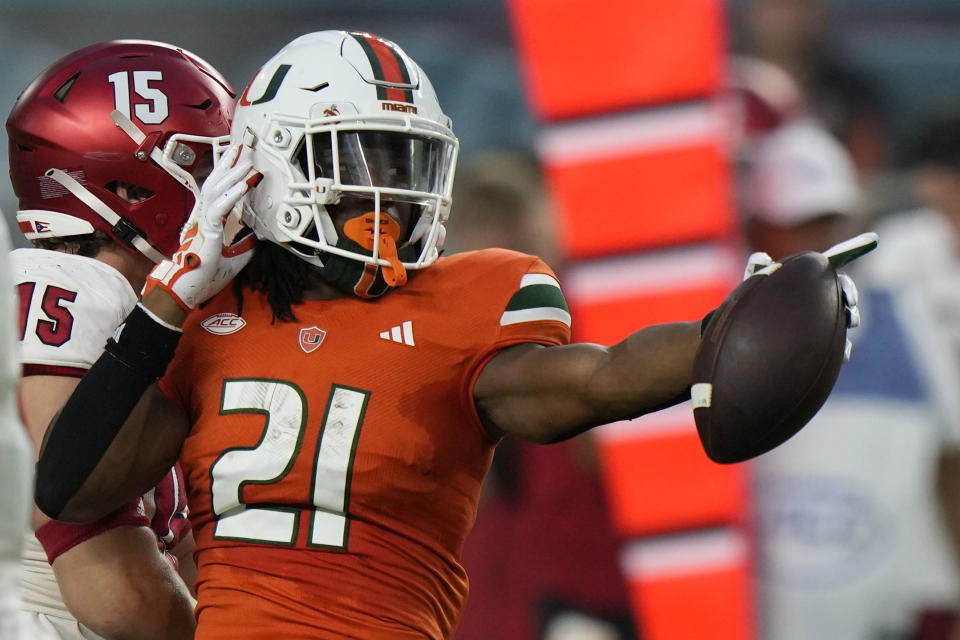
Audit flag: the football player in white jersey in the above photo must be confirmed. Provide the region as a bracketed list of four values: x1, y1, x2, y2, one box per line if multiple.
[6, 40, 235, 639]
[742, 117, 960, 640]
[0, 214, 34, 640]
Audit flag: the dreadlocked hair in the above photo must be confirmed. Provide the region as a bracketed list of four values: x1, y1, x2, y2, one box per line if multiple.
[33, 230, 112, 257]
[232, 241, 328, 323]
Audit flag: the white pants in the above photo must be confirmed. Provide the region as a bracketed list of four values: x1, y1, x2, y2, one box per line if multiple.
[16, 610, 107, 640]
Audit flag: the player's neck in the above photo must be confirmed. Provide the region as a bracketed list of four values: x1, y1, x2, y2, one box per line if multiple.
[89, 243, 155, 292]
[302, 279, 350, 301]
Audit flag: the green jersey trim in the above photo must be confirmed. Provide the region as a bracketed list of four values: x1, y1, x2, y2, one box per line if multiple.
[499, 273, 571, 327]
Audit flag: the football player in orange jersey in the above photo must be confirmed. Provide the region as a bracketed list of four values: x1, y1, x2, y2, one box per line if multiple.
[34, 31, 864, 640]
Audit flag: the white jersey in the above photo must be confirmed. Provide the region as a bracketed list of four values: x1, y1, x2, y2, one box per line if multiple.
[756, 209, 960, 640]
[11, 248, 135, 640]
[0, 227, 34, 640]
[12, 248, 136, 375]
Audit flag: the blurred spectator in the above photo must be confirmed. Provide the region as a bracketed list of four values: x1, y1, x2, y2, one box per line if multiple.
[444, 151, 560, 270]
[451, 152, 637, 640]
[874, 115, 960, 640]
[740, 116, 960, 640]
[910, 115, 960, 242]
[737, 0, 889, 181]
[742, 117, 864, 256]
[726, 55, 806, 154]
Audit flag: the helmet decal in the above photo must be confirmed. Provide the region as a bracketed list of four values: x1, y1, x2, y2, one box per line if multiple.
[239, 64, 292, 107]
[348, 32, 415, 103]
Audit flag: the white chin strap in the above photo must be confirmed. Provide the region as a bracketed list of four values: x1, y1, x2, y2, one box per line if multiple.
[110, 109, 204, 196]
[44, 168, 166, 264]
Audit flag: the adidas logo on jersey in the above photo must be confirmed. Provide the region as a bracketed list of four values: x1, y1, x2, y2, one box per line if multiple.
[379, 321, 414, 346]
[201, 313, 246, 335]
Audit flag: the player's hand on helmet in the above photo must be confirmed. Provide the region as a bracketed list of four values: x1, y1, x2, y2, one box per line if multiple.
[142, 145, 261, 312]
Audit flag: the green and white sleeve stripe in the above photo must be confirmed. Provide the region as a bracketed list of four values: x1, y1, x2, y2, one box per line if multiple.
[499, 273, 571, 327]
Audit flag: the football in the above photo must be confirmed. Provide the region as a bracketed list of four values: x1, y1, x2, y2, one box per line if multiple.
[692, 251, 847, 464]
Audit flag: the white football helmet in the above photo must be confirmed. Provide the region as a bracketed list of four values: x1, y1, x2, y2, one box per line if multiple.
[231, 30, 459, 297]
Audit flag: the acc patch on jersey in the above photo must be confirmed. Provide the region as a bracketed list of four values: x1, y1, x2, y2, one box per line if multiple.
[201, 313, 246, 335]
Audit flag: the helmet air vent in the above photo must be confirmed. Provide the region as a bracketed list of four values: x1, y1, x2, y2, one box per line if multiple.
[105, 181, 155, 203]
[53, 73, 80, 103]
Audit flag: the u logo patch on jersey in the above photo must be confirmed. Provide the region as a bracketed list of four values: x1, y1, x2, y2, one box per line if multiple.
[299, 326, 327, 353]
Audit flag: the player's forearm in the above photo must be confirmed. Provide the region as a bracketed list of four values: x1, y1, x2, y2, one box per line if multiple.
[35, 305, 182, 522]
[476, 321, 700, 444]
[593, 320, 700, 419]
[541, 321, 700, 441]
[51, 385, 187, 524]
[141, 287, 189, 328]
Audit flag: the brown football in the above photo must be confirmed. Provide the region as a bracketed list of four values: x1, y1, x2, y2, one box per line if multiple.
[692, 251, 847, 463]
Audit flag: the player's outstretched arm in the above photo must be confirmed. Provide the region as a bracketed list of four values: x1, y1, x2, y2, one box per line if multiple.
[474, 320, 701, 443]
[474, 235, 876, 446]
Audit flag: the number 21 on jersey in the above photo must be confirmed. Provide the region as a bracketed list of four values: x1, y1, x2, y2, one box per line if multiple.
[210, 379, 368, 550]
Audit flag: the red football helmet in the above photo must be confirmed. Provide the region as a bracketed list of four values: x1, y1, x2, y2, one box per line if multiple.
[6, 40, 236, 260]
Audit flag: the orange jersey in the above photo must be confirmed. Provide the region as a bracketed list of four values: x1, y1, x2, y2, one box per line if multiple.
[159, 249, 571, 639]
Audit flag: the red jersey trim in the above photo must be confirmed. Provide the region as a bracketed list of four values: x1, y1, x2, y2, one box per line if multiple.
[23, 363, 87, 378]
[36, 499, 149, 564]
